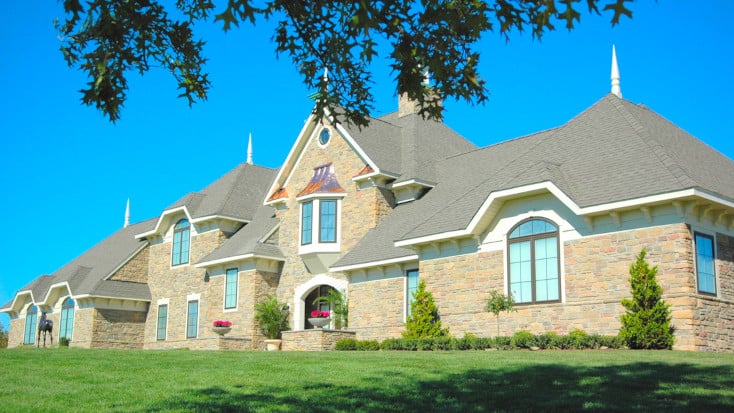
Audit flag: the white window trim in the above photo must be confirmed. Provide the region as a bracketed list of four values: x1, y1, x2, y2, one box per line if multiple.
[169, 217, 194, 269]
[298, 197, 344, 255]
[501, 212, 567, 304]
[224, 268, 239, 312]
[691, 227, 719, 297]
[186, 294, 201, 339]
[156, 298, 170, 341]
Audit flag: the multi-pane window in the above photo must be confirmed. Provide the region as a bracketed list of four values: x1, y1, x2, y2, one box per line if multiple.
[23, 305, 37, 345]
[59, 298, 75, 340]
[225, 268, 238, 309]
[694, 232, 716, 295]
[301, 201, 313, 245]
[319, 200, 337, 242]
[172, 218, 190, 266]
[186, 300, 199, 338]
[406, 269, 419, 315]
[508, 219, 560, 304]
[156, 304, 168, 340]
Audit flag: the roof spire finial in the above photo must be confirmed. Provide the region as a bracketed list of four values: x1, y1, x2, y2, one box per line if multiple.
[247, 132, 253, 165]
[124, 198, 130, 228]
[611, 44, 622, 98]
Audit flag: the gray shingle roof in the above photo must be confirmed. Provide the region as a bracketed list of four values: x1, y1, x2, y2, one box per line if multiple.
[166, 163, 277, 222]
[4, 219, 156, 309]
[336, 94, 734, 268]
[197, 202, 284, 265]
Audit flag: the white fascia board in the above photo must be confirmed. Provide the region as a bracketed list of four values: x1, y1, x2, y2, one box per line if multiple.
[330, 255, 419, 272]
[296, 192, 348, 202]
[395, 182, 734, 248]
[390, 178, 436, 189]
[190, 215, 250, 225]
[331, 115, 380, 173]
[259, 223, 280, 244]
[74, 294, 151, 303]
[1, 290, 34, 313]
[135, 206, 192, 239]
[39, 282, 73, 307]
[351, 170, 400, 183]
[196, 253, 285, 268]
[264, 112, 320, 204]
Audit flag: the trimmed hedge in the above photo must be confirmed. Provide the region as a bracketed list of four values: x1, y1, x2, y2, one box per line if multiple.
[335, 331, 623, 351]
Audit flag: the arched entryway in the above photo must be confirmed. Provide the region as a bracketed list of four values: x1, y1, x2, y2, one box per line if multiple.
[304, 285, 337, 329]
[293, 274, 348, 330]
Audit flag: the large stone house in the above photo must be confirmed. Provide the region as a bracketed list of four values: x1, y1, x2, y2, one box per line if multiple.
[3, 53, 733, 351]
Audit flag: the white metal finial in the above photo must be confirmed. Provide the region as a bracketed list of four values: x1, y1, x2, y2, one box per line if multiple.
[247, 132, 253, 165]
[323, 68, 329, 83]
[124, 198, 130, 228]
[611, 44, 622, 98]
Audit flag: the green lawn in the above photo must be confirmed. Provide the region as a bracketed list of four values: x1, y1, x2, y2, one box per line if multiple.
[1, 348, 733, 412]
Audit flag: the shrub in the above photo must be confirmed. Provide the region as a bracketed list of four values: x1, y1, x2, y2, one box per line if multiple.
[59, 337, 71, 347]
[511, 330, 537, 349]
[335, 338, 358, 351]
[619, 249, 675, 349]
[356, 340, 380, 351]
[403, 280, 449, 339]
[485, 290, 516, 338]
[254, 295, 289, 339]
[0, 322, 8, 348]
[568, 328, 589, 349]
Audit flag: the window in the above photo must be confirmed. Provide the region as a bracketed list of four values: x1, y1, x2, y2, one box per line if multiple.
[694, 232, 716, 295]
[172, 218, 190, 266]
[186, 300, 199, 338]
[225, 268, 238, 309]
[23, 305, 37, 345]
[301, 201, 313, 245]
[157, 304, 168, 340]
[508, 219, 560, 304]
[319, 200, 337, 243]
[59, 298, 75, 340]
[406, 269, 419, 315]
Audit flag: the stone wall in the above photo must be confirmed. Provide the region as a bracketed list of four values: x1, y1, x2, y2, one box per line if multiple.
[349, 274, 409, 342]
[108, 246, 150, 283]
[281, 329, 356, 351]
[89, 309, 146, 349]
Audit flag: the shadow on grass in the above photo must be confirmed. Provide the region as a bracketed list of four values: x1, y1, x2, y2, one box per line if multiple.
[145, 362, 734, 412]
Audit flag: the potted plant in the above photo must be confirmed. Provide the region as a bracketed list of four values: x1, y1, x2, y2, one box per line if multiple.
[313, 289, 348, 329]
[255, 295, 289, 350]
[308, 310, 331, 329]
[212, 320, 232, 336]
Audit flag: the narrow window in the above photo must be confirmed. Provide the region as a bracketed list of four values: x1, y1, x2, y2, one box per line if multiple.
[694, 232, 716, 295]
[23, 305, 37, 345]
[406, 269, 419, 315]
[186, 300, 199, 338]
[319, 200, 337, 243]
[301, 201, 313, 245]
[225, 268, 238, 309]
[59, 298, 75, 340]
[508, 219, 560, 304]
[157, 304, 168, 340]
[172, 218, 191, 266]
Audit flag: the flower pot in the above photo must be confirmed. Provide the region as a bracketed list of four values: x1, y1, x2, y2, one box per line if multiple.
[308, 317, 331, 329]
[212, 326, 232, 336]
[264, 339, 282, 351]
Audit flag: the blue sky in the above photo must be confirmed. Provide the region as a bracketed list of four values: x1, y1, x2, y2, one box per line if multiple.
[1, 1, 732, 330]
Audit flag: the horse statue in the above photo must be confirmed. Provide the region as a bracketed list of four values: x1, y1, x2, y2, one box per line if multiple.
[37, 313, 54, 348]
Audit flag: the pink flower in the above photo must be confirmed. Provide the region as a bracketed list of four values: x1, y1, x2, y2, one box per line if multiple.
[310, 310, 330, 318]
[213, 320, 232, 327]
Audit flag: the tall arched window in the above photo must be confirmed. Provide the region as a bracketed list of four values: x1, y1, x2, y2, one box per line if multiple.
[508, 218, 561, 304]
[23, 305, 37, 344]
[59, 298, 75, 340]
[172, 218, 190, 266]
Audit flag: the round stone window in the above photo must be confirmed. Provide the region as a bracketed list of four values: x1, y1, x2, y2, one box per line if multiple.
[319, 127, 331, 146]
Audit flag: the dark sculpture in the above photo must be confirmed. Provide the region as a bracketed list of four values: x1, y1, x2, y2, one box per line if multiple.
[37, 312, 53, 348]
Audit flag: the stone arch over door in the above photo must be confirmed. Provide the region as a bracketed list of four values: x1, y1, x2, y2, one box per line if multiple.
[293, 274, 348, 330]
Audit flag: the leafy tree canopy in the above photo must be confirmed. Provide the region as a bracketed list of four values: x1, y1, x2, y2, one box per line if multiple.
[57, 0, 634, 126]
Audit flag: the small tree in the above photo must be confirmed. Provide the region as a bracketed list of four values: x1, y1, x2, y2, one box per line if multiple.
[403, 280, 449, 338]
[255, 295, 290, 339]
[0, 322, 8, 348]
[485, 290, 516, 338]
[619, 249, 674, 349]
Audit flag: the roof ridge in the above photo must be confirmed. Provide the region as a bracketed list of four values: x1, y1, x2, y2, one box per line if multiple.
[610, 97, 697, 188]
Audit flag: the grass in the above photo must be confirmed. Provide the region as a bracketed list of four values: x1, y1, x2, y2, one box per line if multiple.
[1, 348, 733, 412]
